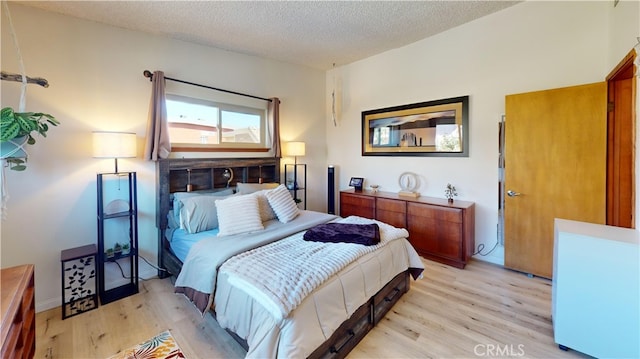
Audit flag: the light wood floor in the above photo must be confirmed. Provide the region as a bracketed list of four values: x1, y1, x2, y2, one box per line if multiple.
[35, 258, 588, 358]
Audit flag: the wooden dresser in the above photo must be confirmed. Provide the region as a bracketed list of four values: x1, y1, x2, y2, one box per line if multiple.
[1, 265, 35, 359]
[340, 189, 475, 268]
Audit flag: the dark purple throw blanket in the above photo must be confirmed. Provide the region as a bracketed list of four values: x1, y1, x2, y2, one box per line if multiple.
[303, 223, 380, 246]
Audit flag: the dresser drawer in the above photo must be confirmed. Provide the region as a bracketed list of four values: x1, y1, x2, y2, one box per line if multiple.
[375, 198, 406, 228]
[407, 202, 462, 223]
[376, 198, 406, 213]
[340, 193, 375, 219]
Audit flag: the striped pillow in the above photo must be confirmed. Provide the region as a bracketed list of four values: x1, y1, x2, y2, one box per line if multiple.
[216, 194, 264, 236]
[265, 184, 300, 223]
[253, 190, 278, 222]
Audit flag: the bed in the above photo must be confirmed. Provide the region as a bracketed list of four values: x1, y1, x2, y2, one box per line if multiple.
[156, 157, 424, 358]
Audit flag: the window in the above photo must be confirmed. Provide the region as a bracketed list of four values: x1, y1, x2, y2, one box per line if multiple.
[372, 127, 391, 145]
[166, 94, 268, 151]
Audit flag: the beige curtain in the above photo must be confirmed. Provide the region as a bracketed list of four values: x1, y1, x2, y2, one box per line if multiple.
[268, 97, 281, 158]
[144, 71, 171, 160]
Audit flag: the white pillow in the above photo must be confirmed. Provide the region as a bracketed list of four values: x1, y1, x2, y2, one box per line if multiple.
[265, 184, 300, 223]
[253, 190, 277, 222]
[236, 182, 279, 195]
[216, 194, 264, 236]
[179, 195, 228, 234]
[172, 189, 234, 225]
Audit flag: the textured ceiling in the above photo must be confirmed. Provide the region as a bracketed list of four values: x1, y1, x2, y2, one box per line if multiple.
[19, 1, 519, 70]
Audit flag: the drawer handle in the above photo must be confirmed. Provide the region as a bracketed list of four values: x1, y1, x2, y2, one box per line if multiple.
[330, 329, 355, 354]
[384, 287, 401, 302]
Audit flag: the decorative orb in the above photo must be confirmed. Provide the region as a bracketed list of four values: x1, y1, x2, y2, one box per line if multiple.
[398, 172, 419, 192]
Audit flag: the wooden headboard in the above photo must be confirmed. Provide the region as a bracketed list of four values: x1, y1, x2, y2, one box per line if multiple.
[155, 157, 280, 276]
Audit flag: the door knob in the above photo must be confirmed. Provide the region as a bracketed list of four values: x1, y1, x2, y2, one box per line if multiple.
[507, 190, 521, 197]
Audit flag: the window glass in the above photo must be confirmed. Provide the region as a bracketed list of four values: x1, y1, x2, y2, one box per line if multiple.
[166, 94, 267, 149]
[220, 109, 262, 144]
[373, 127, 391, 145]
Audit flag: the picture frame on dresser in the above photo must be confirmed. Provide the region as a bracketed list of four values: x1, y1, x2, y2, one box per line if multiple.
[362, 95, 469, 157]
[349, 177, 364, 191]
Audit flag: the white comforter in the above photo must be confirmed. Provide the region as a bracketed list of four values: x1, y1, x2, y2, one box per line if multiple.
[174, 210, 338, 311]
[176, 211, 424, 358]
[215, 218, 424, 358]
[219, 216, 410, 321]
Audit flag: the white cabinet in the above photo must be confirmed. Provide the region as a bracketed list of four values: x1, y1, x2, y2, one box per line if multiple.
[553, 219, 640, 358]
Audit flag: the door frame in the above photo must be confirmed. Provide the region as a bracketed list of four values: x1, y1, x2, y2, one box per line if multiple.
[606, 49, 636, 228]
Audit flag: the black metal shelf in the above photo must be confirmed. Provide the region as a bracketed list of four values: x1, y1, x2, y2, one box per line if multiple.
[100, 210, 135, 220]
[103, 248, 137, 262]
[100, 283, 138, 305]
[97, 172, 139, 305]
[284, 163, 307, 210]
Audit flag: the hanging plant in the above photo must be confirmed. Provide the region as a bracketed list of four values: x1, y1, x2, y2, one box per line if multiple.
[1, 107, 59, 171]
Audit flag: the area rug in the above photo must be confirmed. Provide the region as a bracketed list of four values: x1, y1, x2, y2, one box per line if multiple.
[108, 330, 186, 359]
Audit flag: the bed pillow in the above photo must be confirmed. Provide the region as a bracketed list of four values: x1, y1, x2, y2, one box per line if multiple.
[236, 182, 279, 195]
[253, 189, 278, 222]
[216, 194, 264, 236]
[167, 210, 179, 229]
[172, 189, 235, 225]
[265, 184, 300, 223]
[179, 194, 234, 234]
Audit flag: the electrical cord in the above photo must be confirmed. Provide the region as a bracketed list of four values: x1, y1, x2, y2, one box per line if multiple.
[140, 254, 169, 272]
[473, 240, 499, 256]
[106, 254, 168, 281]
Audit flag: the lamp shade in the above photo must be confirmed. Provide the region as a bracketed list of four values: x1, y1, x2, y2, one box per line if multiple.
[92, 132, 137, 158]
[286, 141, 305, 157]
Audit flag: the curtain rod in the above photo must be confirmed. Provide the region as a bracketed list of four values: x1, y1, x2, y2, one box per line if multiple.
[143, 70, 272, 102]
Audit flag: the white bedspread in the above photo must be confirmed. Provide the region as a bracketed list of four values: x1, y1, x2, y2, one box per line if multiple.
[219, 216, 409, 321]
[174, 210, 338, 306]
[215, 235, 424, 358]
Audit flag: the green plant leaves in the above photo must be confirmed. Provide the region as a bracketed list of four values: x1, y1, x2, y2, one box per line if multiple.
[1, 107, 59, 171]
[6, 158, 26, 171]
[0, 107, 59, 142]
[1, 122, 20, 141]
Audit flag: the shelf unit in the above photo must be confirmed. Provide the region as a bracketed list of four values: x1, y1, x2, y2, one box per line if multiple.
[97, 172, 139, 304]
[284, 163, 306, 209]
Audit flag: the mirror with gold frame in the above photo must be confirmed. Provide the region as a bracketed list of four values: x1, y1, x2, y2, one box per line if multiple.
[362, 96, 469, 157]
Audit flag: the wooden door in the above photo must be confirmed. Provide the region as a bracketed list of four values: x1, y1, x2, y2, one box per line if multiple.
[504, 82, 607, 278]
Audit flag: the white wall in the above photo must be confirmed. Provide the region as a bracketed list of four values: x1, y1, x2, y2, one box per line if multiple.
[607, 0, 639, 70]
[326, 1, 635, 265]
[0, 4, 326, 311]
